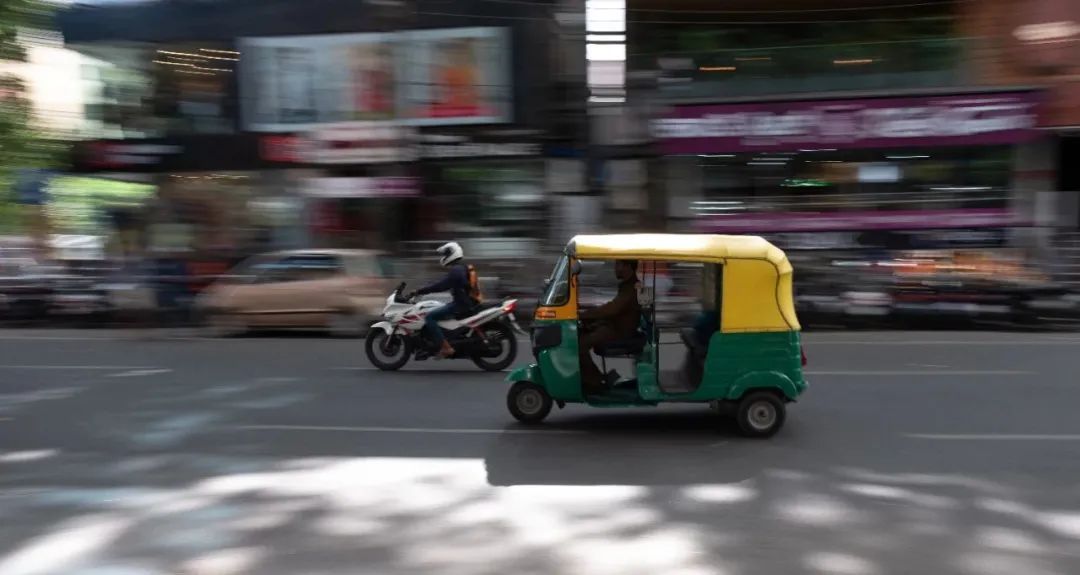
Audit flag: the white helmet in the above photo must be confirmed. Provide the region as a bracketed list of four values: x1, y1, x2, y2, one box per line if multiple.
[436, 241, 464, 267]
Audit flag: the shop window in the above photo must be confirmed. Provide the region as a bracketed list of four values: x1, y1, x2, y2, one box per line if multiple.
[440, 163, 546, 238]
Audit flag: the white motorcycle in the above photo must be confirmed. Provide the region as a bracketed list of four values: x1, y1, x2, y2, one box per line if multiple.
[365, 282, 524, 372]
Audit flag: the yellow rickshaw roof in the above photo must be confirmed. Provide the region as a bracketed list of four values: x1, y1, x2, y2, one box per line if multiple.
[568, 234, 789, 267]
[568, 234, 799, 332]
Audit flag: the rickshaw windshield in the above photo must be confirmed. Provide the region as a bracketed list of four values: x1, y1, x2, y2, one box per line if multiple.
[539, 255, 571, 306]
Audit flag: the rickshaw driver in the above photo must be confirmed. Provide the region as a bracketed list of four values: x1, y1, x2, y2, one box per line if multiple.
[578, 259, 641, 393]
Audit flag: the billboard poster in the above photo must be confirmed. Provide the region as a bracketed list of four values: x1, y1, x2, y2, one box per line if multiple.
[240, 33, 398, 132]
[240, 27, 511, 131]
[397, 27, 512, 126]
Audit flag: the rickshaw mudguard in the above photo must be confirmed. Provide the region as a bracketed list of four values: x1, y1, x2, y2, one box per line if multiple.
[506, 364, 544, 387]
[725, 371, 800, 401]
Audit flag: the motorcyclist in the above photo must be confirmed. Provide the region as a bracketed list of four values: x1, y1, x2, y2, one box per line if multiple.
[408, 242, 481, 358]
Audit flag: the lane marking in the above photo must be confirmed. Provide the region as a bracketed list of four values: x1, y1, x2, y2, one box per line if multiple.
[807, 340, 1080, 346]
[0, 365, 162, 370]
[332, 367, 510, 373]
[236, 424, 585, 436]
[907, 433, 1080, 441]
[109, 369, 173, 378]
[806, 370, 1033, 376]
[0, 335, 112, 341]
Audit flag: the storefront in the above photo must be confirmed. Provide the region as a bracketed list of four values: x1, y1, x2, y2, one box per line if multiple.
[70, 135, 308, 259]
[258, 122, 420, 250]
[415, 129, 547, 247]
[654, 89, 1045, 249]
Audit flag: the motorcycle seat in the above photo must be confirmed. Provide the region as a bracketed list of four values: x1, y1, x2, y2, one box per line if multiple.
[453, 301, 501, 319]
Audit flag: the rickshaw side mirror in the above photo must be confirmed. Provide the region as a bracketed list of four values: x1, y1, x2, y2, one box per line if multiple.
[571, 259, 582, 276]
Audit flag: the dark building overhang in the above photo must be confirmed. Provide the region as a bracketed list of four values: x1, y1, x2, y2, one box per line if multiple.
[59, 0, 555, 44]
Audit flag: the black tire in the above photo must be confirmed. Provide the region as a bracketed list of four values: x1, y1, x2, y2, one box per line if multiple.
[472, 321, 518, 372]
[735, 391, 787, 438]
[364, 330, 412, 371]
[329, 310, 367, 338]
[203, 311, 246, 338]
[507, 381, 552, 424]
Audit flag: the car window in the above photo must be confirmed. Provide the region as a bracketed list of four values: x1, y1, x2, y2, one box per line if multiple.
[242, 256, 284, 282]
[377, 255, 394, 277]
[280, 254, 343, 282]
[344, 254, 379, 277]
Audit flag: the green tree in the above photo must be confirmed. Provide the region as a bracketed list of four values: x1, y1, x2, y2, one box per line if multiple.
[0, 0, 61, 232]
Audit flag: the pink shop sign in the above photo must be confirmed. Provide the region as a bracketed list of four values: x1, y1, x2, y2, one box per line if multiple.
[655, 92, 1042, 154]
[696, 208, 1030, 233]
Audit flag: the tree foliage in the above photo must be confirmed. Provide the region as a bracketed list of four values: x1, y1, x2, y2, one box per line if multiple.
[1, 0, 60, 232]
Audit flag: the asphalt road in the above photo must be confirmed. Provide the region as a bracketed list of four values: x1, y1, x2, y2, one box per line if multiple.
[2, 329, 1080, 575]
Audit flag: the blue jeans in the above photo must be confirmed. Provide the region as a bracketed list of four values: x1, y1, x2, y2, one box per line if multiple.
[424, 303, 458, 347]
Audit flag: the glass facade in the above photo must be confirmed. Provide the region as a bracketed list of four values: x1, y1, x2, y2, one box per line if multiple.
[434, 161, 547, 239]
[631, 5, 967, 99]
[690, 146, 1013, 214]
[77, 43, 238, 139]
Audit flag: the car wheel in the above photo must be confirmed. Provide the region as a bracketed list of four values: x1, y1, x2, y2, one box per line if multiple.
[330, 310, 367, 338]
[735, 391, 786, 438]
[204, 312, 246, 338]
[507, 381, 553, 424]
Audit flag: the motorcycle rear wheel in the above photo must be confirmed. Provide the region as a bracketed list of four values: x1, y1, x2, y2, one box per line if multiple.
[472, 322, 518, 372]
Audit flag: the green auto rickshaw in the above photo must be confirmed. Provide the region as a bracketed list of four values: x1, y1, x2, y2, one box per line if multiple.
[505, 233, 808, 437]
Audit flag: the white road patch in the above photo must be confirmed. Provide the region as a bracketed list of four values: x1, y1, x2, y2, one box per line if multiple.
[906, 434, 1080, 441]
[803, 551, 880, 575]
[236, 424, 585, 436]
[0, 450, 59, 464]
[0, 365, 161, 371]
[806, 370, 1033, 376]
[108, 369, 172, 378]
[0, 512, 132, 575]
[0, 335, 112, 341]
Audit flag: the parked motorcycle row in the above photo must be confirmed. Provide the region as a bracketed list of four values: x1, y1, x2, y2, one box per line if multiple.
[4, 247, 1079, 336]
[792, 251, 1080, 329]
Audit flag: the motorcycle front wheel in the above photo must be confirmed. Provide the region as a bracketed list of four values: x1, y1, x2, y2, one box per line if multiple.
[472, 322, 518, 372]
[365, 330, 412, 371]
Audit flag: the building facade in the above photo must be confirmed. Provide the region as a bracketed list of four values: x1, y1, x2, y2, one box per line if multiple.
[58, 0, 579, 259]
[628, 0, 1080, 256]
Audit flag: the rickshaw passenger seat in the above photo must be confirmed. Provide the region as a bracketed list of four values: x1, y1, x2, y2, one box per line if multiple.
[594, 307, 652, 358]
[594, 332, 647, 358]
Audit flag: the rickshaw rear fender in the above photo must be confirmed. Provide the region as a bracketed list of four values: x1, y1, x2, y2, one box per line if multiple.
[725, 371, 799, 402]
[506, 363, 544, 387]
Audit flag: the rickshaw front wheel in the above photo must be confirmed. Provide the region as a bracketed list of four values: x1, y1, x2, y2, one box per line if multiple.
[508, 382, 553, 424]
[735, 391, 787, 438]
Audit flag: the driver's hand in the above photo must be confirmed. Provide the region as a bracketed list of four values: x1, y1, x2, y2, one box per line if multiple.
[405, 291, 417, 301]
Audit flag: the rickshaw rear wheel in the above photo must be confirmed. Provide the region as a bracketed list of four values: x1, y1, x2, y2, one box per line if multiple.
[735, 391, 786, 438]
[508, 382, 553, 424]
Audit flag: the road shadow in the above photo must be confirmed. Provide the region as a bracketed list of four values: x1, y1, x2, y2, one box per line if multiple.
[3, 355, 1080, 573]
